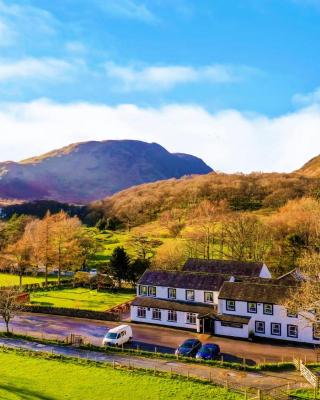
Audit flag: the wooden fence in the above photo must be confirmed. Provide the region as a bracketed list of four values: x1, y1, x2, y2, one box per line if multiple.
[294, 358, 319, 397]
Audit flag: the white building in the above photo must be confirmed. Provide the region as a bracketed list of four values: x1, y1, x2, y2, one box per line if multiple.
[130, 259, 320, 345]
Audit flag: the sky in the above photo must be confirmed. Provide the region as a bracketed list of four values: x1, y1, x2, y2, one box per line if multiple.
[0, 0, 320, 172]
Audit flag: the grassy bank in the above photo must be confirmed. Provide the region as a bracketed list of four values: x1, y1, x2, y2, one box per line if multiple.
[0, 273, 57, 287]
[0, 347, 242, 400]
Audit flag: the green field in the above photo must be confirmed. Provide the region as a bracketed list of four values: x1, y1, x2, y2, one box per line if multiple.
[0, 273, 56, 287]
[0, 350, 242, 400]
[30, 287, 135, 311]
[291, 389, 320, 399]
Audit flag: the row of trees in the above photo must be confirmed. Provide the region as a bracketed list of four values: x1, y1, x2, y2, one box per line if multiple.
[0, 212, 99, 287]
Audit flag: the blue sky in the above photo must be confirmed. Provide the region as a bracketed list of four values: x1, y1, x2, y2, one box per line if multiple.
[1, 0, 320, 172]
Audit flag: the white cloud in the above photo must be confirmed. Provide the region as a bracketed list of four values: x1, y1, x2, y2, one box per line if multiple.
[293, 87, 320, 106]
[95, 0, 156, 23]
[0, 58, 74, 82]
[0, 19, 15, 46]
[0, 99, 319, 173]
[105, 62, 255, 91]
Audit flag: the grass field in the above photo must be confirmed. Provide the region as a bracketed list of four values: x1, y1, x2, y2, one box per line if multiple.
[0, 350, 242, 400]
[30, 287, 135, 311]
[291, 389, 320, 399]
[0, 273, 56, 287]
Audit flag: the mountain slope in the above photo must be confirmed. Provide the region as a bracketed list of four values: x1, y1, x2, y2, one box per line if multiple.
[296, 154, 320, 177]
[0, 140, 212, 204]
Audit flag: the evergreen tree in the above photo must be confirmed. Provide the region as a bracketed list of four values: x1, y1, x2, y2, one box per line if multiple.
[109, 247, 130, 288]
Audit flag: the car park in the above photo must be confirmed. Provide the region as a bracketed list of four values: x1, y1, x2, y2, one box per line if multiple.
[196, 343, 221, 360]
[174, 339, 202, 357]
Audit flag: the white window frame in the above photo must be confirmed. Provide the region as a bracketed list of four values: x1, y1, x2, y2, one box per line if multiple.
[255, 321, 265, 334]
[247, 302, 257, 313]
[287, 324, 298, 338]
[263, 303, 273, 315]
[168, 310, 177, 322]
[204, 291, 214, 304]
[148, 286, 157, 297]
[152, 308, 161, 320]
[271, 322, 281, 336]
[139, 285, 148, 296]
[186, 289, 195, 302]
[137, 307, 146, 318]
[186, 312, 197, 324]
[168, 288, 176, 299]
[226, 300, 236, 311]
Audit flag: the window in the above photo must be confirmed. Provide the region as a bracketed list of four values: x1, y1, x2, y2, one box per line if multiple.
[139, 285, 148, 296]
[152, 308, 161, 320]
[271, 323, 281, 336]
[287, 311, 298, 318]
[204, 291, 214, 303]
[221, 322, 243, 329]
[168, 288, 176, 299]
[137, 307, 146, 318]
[168, 310, 177, 322]
[313, 323, 320, 340]
[148, 286, 157, 297]
[226, 300, 236, 311]
[186, 313, 197, 324]
[247, 302, 257, 313]
[287, 324, 298, 338]
[186, 290, 195, 302]
[263, 304, 273, 315]
[255, 321, 265, 334]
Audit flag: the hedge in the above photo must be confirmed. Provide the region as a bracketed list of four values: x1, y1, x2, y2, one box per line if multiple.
[23, 304, 120, 321]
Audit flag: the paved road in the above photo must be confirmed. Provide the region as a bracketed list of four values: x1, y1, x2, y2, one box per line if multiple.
[0, 336, 308, 392]
[1, 312, 318, 365]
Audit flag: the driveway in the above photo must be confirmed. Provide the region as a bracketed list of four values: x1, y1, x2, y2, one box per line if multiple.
[2, 312, 318, 365]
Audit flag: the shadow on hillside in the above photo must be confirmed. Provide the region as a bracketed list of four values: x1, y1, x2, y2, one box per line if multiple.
[0, 384, 57, 400]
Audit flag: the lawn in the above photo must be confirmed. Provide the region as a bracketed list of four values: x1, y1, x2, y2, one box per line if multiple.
[291, 389, 320, 399]
[0, 350, 242, 400]
[0, 273, 56, 287]
[30, 287, 135, 311]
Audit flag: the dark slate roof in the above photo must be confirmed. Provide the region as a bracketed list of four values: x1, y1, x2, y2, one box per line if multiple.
[131, 297, 215, 314]
[182, 258, 265, 277]
[218, 281, 295, 304]
[277, 269, 305, 284]
[138, 269, 230, 291]
[215, 314, 251, 324]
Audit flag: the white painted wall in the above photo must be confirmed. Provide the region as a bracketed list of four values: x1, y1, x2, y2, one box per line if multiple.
[215, 321, 249, 339]
[218, 299, 319, 344]
[137, 284, 219, 305]
[260, 264, 272, 279]
[131, 306, 199, 331]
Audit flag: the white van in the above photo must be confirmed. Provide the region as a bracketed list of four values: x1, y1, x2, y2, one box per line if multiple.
[102, 325, 133, 346]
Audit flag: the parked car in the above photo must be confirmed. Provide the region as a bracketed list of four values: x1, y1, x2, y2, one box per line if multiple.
[175, 339, 202, 357]
[102, 325, 133, 347]
[196, 343, 221, 360]
[89, 268, 98, 276]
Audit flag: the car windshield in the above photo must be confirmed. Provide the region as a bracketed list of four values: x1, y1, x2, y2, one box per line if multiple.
[200, 346, 213, 355]
[182, 340, 196, 348]
[106, 332, 118, 339]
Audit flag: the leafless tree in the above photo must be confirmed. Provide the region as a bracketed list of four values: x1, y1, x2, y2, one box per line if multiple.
[0, 288, 24, 333]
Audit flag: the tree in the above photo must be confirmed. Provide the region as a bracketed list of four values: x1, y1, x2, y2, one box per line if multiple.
[152, 241, 187, 270]
[0, 288, 24, 333]
[129, 258, 150, 284]
[76, 227, 100, 270]
[109, 247, 130, 288]
[129, 235, 161, 260]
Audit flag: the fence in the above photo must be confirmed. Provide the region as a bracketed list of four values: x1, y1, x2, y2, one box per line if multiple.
[294, 358, 319, 398]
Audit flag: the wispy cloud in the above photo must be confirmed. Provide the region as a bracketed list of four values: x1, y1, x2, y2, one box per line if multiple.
[105, 62, 257, 91]
[293, 87, 320, 106]
[94, 0, 157, 23]
[0, 58, 74, 82]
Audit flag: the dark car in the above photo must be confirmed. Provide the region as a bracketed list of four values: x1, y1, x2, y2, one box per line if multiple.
[196, 343, 221, 360]
[175, 339, 202, 357]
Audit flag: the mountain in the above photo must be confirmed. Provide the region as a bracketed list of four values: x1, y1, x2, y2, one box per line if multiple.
[0, 140, 213, 204]
[296, 154, 320, 177]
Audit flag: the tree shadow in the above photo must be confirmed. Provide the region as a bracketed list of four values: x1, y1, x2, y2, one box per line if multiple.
[0, 384, 57, 400]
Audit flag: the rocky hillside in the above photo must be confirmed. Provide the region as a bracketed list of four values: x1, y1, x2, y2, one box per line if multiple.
[0, 140, 212, 204]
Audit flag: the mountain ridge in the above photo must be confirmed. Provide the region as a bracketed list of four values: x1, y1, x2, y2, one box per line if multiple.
[0, 140, 213, 204]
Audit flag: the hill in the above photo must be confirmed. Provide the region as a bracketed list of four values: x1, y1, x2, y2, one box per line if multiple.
[296, 154, 320, 177]
[0, 140, 212, 204]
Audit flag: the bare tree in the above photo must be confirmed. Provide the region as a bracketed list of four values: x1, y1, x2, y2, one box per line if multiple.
[0, 288, 24, 333]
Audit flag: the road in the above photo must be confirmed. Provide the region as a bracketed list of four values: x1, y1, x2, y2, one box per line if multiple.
[0, 336, 308, 392]
[1, 312, 318, 365]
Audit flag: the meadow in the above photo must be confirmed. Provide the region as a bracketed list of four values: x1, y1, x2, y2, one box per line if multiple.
[0, 273, 56, 287]
[0, 350, 242, 400]
[30, 287, 135, 311]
